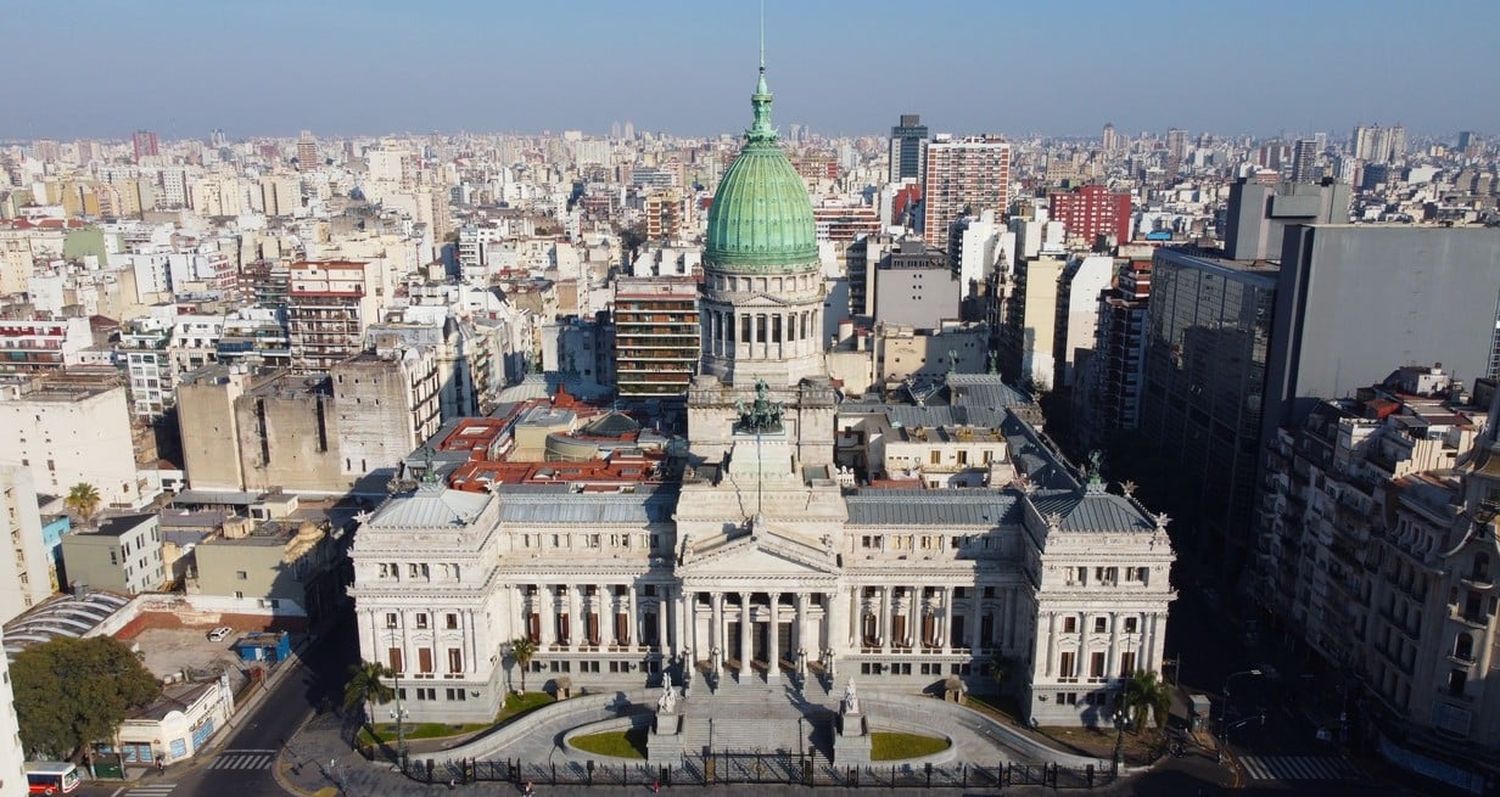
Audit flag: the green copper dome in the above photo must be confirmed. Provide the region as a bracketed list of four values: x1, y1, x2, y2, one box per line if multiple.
[704, 68, 818, 272]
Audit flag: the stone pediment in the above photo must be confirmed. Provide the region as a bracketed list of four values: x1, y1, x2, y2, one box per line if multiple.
[681, 521, 839, 577]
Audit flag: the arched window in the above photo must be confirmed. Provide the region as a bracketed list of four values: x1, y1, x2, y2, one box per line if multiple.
[1454, 632, 1474, 661]
[1474, 553, 1491, 582]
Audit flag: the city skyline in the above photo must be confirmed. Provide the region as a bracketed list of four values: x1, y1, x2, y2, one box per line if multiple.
[4, 0, 1498, 140]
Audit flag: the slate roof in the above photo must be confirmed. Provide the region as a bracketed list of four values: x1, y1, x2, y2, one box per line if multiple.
[493, 484, 678, 525]
[366, 485, 492, 529]
[1028, 489, 1157, 533]
[846, 490, 1021, 527]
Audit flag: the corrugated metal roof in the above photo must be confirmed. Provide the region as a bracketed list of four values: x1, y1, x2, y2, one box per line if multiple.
[847, 490, 1021, 527]
[1029, 489, 1156, 533]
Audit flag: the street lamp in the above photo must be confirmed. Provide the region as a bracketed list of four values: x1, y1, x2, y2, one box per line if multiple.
[1111, 708, 1130, 777]
[1222, 668, 1262, 698]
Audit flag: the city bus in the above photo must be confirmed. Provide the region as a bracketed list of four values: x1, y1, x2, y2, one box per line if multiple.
[25, 762, 81, 794]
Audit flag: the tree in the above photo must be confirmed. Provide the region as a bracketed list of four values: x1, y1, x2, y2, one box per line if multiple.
[1123, 669, 1172, 734]
[12, 636, 160, 760]
[343, 661, 395, 733]
[509, 636, 537, 693]
[64, 483, 101, 523]
[986, 654, 1016, 693]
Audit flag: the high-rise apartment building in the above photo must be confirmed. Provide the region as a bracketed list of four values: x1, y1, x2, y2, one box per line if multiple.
[922, 135, 1011, 249]
[999, 255, 1066, 390]
[131, 129, 159, 163]
[888, 114, 928, 184]
[644, 190, 682, 241]
[1075, 259, 1152, 448]
[1164, 128, 1187, 180]
[1101, 123, 1119, 153]
[1352, 124, 1407, 164]
[614, 276, 699, 399]
[1290, 138, 1319, 182]
[1052, 254, 1115, 389]
[1048, 184, 1133, 245]
[286, 260, 381, 372]
[297, 130, 318, 170]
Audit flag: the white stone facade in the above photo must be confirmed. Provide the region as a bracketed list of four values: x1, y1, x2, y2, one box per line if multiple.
[349, 385, 1175, 728]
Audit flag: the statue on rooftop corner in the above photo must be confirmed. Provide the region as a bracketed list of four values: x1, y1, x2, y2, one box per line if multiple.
[734, 378, 784, 433]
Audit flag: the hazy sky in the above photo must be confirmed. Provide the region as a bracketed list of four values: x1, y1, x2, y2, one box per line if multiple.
[4, 0, 1497, 141]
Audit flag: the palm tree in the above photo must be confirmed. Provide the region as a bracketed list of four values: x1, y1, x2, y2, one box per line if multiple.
[343, 661, 395, 733]
[986, 654, 1015, 693]
[64, 483, 101, 523]
[510, 636, 537, 693]
[1122, 669, 1172, 734]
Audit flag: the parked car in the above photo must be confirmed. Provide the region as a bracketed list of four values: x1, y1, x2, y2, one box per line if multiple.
[207, 627, 233, 642]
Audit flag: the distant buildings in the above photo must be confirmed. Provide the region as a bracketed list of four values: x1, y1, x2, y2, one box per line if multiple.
[999, 255, 1066, 390]
[1048, 185, 1132, 246]
[1352, 124, 1407, 164]
[888, 114, 928, 185]
[131, 130, 159, 163]
[922, 135, 1011, 249]
[1074, 259, 1151, 449]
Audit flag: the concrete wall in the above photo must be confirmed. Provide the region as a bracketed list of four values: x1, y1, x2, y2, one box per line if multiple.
[1267, 225, 1500, 440]
[177, 372, 247, 490]
[234, 387, 347, 493]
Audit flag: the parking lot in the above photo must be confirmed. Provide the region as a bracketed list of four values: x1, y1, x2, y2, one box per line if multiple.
[129, 626, 255, 692]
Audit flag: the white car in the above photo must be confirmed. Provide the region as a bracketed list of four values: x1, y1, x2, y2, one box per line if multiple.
[207, 627, 233, 642]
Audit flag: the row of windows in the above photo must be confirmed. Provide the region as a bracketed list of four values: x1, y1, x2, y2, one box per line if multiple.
[397, 687, 468, 702]
[859, 662, 973, 676]
[1064, 566, 1151, 587]
[386, 646, 465, 676]
[520, 533, 659, 551]
[384, 611, 463, 630]
[1060, 615, 1142, 634]
[1056, 650, 1138, 682]
[375, 562, 462, 581]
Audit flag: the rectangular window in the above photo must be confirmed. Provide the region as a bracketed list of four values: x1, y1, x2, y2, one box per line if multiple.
[1094, 617, 1107, 633]
[445, 613, 459, 630]
[236, 570, 247, 581]
[418, 647, 434, 674]
[448, 648, 463, 674]
[930, 450, 942, 465]
[1063, 616, 1078, 633]
[1119, 651, 1136, 678]
[1059, 651, 1076, 681]
[1090, 651, 1106, 679]
[385, 613, 398, 628]
[415, 613, 429, 630]
[1124, 617, 1138, 633]
[388, 647, 404, 674]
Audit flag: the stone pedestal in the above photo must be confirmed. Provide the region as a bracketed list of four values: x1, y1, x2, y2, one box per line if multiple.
[833, 711, 871, 765]
[647, 713, 689, 764]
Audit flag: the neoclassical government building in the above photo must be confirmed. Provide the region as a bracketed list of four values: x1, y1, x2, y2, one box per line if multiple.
[349, 62, 1176, 729]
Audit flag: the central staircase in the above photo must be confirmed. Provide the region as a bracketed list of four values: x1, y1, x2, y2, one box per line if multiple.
[673, 669, 835, 756]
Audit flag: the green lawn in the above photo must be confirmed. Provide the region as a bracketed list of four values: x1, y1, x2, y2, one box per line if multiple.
[356, 691, 556, 746]
[498, 690, 555, 721]
[869, 731, 950, 761]
[569, 727, 648, 759]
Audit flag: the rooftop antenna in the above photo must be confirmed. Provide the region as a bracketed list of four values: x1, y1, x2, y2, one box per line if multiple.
[759, 0, 765, 74]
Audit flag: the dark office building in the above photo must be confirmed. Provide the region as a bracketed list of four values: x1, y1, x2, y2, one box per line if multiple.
[888, 114, 929, 184]
[1139, 248, 1278, 568]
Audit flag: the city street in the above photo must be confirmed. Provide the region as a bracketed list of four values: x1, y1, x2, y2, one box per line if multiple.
[77, 614, 357, 797]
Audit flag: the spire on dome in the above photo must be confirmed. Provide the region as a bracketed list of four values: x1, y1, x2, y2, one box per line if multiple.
[747, 0, 776, 144]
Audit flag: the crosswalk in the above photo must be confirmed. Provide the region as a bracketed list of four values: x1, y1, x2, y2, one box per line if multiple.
[1241, 755, 1362, 781]
[208, 748, 277, 771]
[124, 784, 176, 797]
